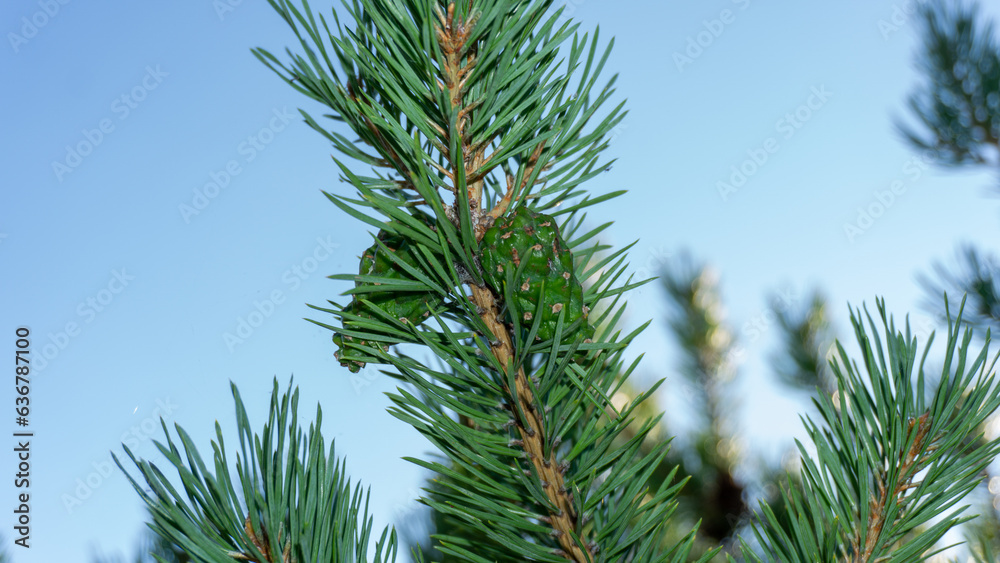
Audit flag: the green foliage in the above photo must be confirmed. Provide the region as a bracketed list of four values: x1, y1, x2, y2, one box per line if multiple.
[771, 290, 835, 396]
[252, 0, 698, 560]
[900, 5, 1000, 557]
[900, 0, 1000, 393]
[897, 0, 1000, 170]
[115, 379, 397, 563]
[659, 256, 746, 547]
[659, 255, 738, 458]
[480, 206, 593, 343]
[901, 0, 1000, 357]
[921, 244, 1000, 335]
[334, 229, 450, 372]
[112, 0, 1000, 561]
[963, 512, 1000, 563]
[410, 461, 519, 562]
[656, 258, 824, 560]
[741, 298, 1000, 562]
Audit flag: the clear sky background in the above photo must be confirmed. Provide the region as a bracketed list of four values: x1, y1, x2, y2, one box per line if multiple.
[3, 0, 1000, 561]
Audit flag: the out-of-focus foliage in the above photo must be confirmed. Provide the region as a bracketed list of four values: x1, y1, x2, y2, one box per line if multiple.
[771, 291, 835, 396]
[921, 244, 1000, 335]
[898, 4, 1000, 561]
[897, 0, 1000, 171]
[91, 529, 190, 563]
[659, 256, 745, 550]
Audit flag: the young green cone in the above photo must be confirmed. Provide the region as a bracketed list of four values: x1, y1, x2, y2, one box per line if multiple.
[480, 206, 593, 342]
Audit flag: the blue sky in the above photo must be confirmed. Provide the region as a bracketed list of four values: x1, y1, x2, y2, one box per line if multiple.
[3, 0, 1000, 560]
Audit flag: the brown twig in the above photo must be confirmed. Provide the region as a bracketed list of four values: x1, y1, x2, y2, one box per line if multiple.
[487, 140, 547, 221]
[468, 284, 590, 561]
[236, 516, 294, 563]
[851, 412, 933, 562]
[433, 3, 591, 560]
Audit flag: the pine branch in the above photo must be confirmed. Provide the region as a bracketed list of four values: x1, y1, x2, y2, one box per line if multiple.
[740, 296, 1000, 562]
[896, 0, 1000, 174]
[434, 9, 583, 553]
[920, 244, 1000, 335]
[254, 1, 696, 561]
[105, 1, 1000, 561]
[467, 282, 587, 559]
[114, 379, 398, 563]
[771, 290, 836, 396]
[660, 255, 747, 548]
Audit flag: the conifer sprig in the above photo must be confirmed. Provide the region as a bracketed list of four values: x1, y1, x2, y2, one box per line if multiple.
[896, 0, 1000, 170]
[115, 380, 397, 562]
[112, 1, 1000, 561]
[253, 1, 694, 560]
[739, 297, 1000, 562]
